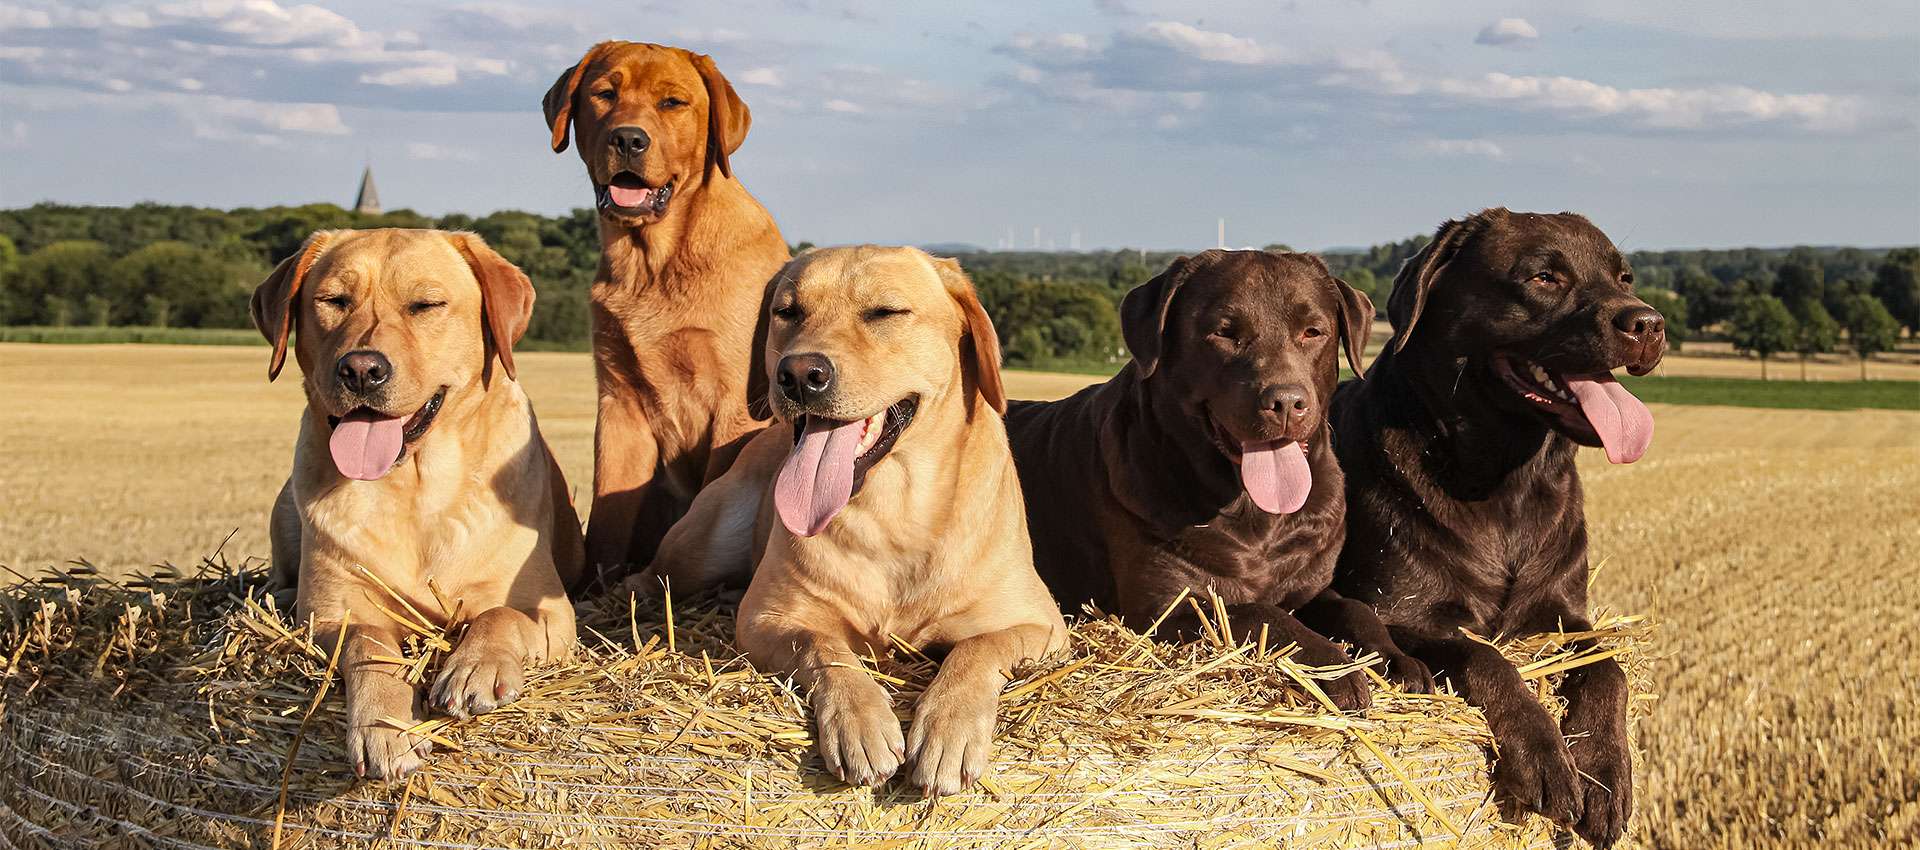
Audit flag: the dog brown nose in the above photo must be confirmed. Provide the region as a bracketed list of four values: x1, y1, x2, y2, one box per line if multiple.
[1610, 305, 1667, 375]
[1612, 305, 1665, 339]
[336, 351, 392, 394]
[609, 126, 650, 159]
[776, 353, 835, 403]
[1261, 384, 1311, 419]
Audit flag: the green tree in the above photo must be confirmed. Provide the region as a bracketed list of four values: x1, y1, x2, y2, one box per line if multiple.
[1871, 248, 1919, 333]
[1791, 298, 1838, 381]
[0, 233, 18, 323]
[10, 241, 112, 325]
[1343, 267, 1378, 300]
[1635, 287, 1689, 349]
[1729, 294, 1797, 380]
[1839, 293, 1900, 380]
[1773, 251, 1826, 314]
[109, 241, 249, 327]
[84, 294, 112, 326]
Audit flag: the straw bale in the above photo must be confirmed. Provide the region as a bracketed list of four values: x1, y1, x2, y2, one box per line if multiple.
[0, 559, 1653, 848]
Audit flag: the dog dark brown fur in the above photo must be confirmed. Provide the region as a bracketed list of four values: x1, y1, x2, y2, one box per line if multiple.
[1319, 208, 1664, 847]
[1006, 250, 1430, 711]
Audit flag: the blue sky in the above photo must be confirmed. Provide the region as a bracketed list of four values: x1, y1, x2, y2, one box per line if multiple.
[1, 0, 1915, 250]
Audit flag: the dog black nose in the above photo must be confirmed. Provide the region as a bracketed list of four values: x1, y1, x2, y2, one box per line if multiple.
[776, 353, 835, 402]
[1261, 384, 1311, 418]
[608, 126, 650, 158]
[1612, 305, 1666, 339]
[336, 351, 392, 394]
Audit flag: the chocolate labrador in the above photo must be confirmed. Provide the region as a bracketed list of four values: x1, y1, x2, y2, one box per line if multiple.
[1006, 250, 1430, 711]
[1319, 208, 1663, 847]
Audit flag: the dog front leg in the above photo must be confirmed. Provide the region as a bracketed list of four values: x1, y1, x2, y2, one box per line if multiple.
[585, 391, 658, 591]
[430, 590, 576, 720]
[317, 618, 430, 781]
[739, 615, 904, 787]
[1392, 627, 1586, 829]
[1552, 622, 1633, 848]
[1296, 588, 1435, 693]
[906, 623, 1057, 796]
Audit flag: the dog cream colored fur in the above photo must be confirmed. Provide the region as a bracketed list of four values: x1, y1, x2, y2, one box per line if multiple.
[254, 229, 581, 780]
[650, 246, 1066, 795]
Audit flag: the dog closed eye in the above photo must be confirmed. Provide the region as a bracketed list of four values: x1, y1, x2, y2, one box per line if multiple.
[864, 306, 911, 321]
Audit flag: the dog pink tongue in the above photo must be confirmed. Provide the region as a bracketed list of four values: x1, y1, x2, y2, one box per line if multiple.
[608, 184, 651, 208]
[774, 416, 865, 537]
[1565, 373, 1654, 464]
[328, 410, 406, 481]
[1239, 440, 1312, 514]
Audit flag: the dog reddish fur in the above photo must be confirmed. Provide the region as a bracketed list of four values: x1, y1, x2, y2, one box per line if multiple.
[543, 41, 790, 589]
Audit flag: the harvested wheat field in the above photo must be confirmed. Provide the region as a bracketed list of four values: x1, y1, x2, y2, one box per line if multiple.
[2, 343, 1918, 848]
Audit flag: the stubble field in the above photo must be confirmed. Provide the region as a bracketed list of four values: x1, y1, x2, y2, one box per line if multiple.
[1, 343, 1916, 848]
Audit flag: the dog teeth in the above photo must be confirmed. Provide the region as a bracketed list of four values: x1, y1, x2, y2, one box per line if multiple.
[1529, 364, 1549, 382]
[857, 411, 886, 454]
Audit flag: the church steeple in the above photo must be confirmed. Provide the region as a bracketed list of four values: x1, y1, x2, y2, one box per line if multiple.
[352, 165, 382, 216]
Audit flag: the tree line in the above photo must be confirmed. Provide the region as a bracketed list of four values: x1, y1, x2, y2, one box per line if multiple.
[1, 202, 1913, 374]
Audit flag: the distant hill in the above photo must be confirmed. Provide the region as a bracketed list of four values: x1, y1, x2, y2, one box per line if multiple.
[920, 242, 987, 255]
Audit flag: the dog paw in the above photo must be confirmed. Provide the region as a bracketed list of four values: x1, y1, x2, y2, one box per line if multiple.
[1492, 722, 1585, 828]
[1295, 643, 1372, 713]
[1569, 735, 1633, 847]
[813, 674, 904, 787]
[1381, 653, 1436, 694]
[905, 685, 997, 796]
[430, 642, 526, 720]
[348, 721, 432, 782]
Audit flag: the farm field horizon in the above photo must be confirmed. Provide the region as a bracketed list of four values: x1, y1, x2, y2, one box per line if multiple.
[3, 343, 1917, 848]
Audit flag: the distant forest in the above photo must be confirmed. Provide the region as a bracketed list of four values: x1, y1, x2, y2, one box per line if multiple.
[1, 202, 1914, 370]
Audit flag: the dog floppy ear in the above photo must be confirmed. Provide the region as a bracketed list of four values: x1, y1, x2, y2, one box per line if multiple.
[690, 52, 749, 180]
[544, 41, 615, 154]
[447, 232, 535, 386]
[1120, 252, 1215, 379]
[1387, 209, 1503, 353]
[1332, 276, 1376, 376]
[744, 261, 791, 420]
[931, 256, 1006, 416]
[250, 231, 334, 381]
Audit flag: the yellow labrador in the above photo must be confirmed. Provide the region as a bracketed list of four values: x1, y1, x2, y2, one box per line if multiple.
[253, 229, 582, 780]
[650, 246, 1066, 795]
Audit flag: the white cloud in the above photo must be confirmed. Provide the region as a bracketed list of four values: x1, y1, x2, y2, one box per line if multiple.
[0, 0, 509, 104]
[1415, 138, 1507, 159]
[738, 67, 784, 87]
[0, 5, 51, 28]
[823, 98, 864, 114]
[176, 77, 204, 91]
[671, 27, 748, 44]
[1002, 21, 1872, 135]
[1134, 21, 1285, 65]
[1476, 18, 1540, 46]
[359, 65, 458, 87]
[1002, 32, 1095, 65]
[1435, 74, 1863, 131]
[177, 95, 349, 143]
[407, 141, 477, 162]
